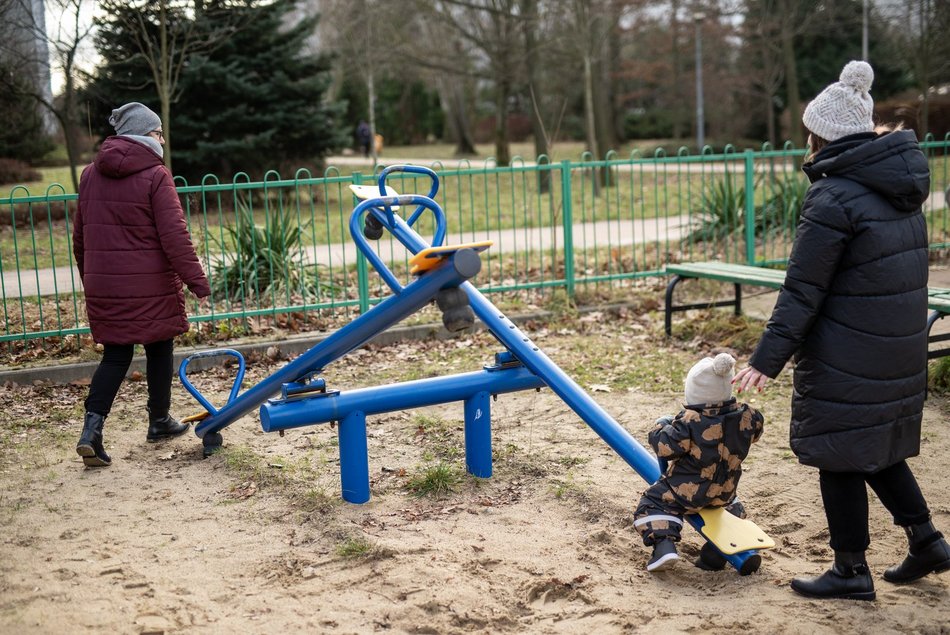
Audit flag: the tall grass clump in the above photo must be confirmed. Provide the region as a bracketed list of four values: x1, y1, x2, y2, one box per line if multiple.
[210, 197, 315, 301]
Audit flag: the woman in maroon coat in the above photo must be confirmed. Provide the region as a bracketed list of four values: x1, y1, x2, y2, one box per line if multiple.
[74, 102, 211, 467]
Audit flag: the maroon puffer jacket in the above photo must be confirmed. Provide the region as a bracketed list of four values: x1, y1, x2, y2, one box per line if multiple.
[74, 136, 211, 345]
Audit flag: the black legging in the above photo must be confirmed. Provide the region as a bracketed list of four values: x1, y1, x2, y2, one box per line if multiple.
[819, 461, 932, 552]
[84, 339, 175, 418]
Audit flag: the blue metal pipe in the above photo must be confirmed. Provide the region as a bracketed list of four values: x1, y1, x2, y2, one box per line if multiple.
[259, 366, 545, 432]
[339, 410, 369, 503]
[192, 248, 482, 438]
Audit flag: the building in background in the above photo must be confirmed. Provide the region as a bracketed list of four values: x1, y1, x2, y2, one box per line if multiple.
[1, 0, 55, 135]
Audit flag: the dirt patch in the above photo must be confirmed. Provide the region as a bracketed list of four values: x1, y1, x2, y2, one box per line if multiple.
[0, 311, 948, 634]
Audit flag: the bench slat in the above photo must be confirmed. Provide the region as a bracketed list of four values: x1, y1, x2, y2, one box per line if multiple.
[666, 263, 785, 288]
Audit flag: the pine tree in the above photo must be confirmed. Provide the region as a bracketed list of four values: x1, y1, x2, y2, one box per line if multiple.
[82, 0, 347, 182]
[173, 0, 347, 181]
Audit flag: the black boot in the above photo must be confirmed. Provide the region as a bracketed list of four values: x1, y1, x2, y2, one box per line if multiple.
[695, 541, 728, 571]
[146, 407, 189, 442]
[76, 412, 111, 467]
[790, 551, 875, 601]
[883, 520, 950, 584]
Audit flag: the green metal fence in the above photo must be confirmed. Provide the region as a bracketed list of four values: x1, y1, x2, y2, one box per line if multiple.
[3, 136, 949, 346]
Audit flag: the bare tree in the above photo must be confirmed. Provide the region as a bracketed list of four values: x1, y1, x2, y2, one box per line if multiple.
[427, 0, 523, 166]
[739, 0, 788, 146]
[96, 0, 245, 171]
[878, 0, 950, 136]
[319, 0, 412, 164]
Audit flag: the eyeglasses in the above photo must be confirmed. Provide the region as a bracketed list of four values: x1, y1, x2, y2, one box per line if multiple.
[149, 129, 164, 140]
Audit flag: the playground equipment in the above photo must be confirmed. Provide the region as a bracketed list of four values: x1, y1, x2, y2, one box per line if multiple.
[178, 165, 773, 575]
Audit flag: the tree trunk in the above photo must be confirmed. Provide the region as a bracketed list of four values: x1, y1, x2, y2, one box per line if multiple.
[440, 76, 476, 156]
[671, 0, 683, 139]
[583, 52, 600, 197]
[780, 1, 803, 147]
[367, 68, 378, 164]
[494, 76, 511, 167]
[521, 0, 550, 192]
[151, 0, 172, 171]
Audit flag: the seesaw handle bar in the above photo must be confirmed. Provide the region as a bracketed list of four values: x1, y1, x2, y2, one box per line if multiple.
[349, 194, 447, 293]
[376, 164, 440, 226]
[178, 349, 246, 417]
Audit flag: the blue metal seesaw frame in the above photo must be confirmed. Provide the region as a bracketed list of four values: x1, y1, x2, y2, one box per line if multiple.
[178, 164, 767, 575]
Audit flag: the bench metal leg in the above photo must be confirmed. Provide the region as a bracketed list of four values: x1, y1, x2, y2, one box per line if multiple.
[664, 276, 743, 337]
[664, 275, 685, 336]
[926, 310, 949, 359]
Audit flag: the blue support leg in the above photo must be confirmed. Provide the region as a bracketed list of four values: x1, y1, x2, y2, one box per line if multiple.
[339, 410, 370, 504]
[464, 390, 492, 478]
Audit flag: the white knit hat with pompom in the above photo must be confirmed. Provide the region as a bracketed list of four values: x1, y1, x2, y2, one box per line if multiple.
[684, 353, 736, 405]
[802, 60, 875, 142]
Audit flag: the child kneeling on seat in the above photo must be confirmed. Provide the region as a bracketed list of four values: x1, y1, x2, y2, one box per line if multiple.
[634, 352, 764, 572]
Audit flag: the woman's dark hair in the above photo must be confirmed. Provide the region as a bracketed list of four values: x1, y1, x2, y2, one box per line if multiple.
[805, 132, 829, 162]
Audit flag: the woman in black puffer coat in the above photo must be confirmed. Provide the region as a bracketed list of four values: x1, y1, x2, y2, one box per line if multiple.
[734, 61, 950, 601]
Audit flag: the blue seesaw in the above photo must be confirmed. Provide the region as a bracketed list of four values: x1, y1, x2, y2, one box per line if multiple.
[178, 165, 773, 575]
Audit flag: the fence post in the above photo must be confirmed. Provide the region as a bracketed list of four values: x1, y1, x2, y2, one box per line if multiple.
[352, 172, 371, 313]
[560, 160, 575, 299]
[743, 150, 756, 265]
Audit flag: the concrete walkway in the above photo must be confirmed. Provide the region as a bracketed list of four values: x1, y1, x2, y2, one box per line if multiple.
[3, 215, 693, 298]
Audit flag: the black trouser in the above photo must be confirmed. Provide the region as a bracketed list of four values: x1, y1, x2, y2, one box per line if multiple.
[84, 339, 175, 418]
[819, 461, 931, 553]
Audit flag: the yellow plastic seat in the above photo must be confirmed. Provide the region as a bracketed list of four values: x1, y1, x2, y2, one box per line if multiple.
[697, 507, 775, 555]
[408, 241, 493, 275]
[349, 184, 400, 208]
[181, 411, 210, 424]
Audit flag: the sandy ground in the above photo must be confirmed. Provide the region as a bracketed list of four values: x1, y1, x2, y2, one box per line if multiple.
[1, 310, 949, 634]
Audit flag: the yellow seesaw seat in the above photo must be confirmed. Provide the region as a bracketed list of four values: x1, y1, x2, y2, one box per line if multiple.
[697, 507, 775, 555]
[348, 183, 400, 205]
[408, 241, 493, 275]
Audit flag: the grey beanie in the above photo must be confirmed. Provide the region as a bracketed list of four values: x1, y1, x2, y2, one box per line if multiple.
[684, 353, 735, 405]
[802, 61, 875, 142]
[108, 102, 162, 137]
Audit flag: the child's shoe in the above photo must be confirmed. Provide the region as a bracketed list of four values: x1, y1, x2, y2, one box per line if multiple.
[647, 538, 679, 572]
[695, 541, 727, 571]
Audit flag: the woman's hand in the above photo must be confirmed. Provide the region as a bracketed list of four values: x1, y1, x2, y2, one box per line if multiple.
[733, 365, 770, 393]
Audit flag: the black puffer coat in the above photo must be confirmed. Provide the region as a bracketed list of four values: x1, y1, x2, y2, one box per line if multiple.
[749, 129, 931, 473]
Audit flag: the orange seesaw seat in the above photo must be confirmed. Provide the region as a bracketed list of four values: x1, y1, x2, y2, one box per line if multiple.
[408, 241, 493, 275]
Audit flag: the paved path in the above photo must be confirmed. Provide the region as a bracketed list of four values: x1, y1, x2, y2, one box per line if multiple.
[3, 215, 694, 298]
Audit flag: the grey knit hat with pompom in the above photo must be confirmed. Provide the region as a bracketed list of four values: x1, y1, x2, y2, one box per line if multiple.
[802, 61, 875, 142]
[684, 353, 735, 405]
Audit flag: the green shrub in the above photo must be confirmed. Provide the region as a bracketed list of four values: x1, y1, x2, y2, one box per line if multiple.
[929, 357, 950, 394]
[0, 159, 41, 187]
[684, 179, 745, 244]
[755, 176, 808, 235]
[210, 198, 315, 301]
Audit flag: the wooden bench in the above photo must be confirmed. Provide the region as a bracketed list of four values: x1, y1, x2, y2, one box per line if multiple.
[664, 262, 785, 336]
[664, 262, 950, 359]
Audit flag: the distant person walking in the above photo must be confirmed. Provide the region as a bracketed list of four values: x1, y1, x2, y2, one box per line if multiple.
[356, 120, 372, 157]
[74, 102, 211, 468]
[733, 61, 950, 600]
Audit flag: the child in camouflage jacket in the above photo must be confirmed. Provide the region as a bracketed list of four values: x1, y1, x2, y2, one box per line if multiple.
[634, 352, 764, 572]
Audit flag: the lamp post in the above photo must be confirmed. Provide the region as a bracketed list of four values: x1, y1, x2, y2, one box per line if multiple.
[694, 11, 705, 152]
